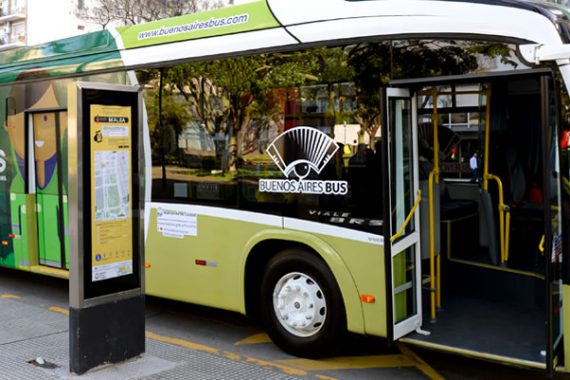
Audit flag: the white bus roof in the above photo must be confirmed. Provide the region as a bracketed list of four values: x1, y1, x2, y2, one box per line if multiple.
[0, 0, 568, 83]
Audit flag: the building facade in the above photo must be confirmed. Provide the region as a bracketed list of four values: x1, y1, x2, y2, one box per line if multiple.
[0, 0, 97, 51]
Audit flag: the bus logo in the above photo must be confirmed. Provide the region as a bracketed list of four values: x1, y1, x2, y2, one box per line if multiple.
[266, 127, 338, 180]
[260, 127, 348, 195]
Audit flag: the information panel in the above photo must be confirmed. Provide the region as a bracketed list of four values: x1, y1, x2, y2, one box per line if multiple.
[68, 82, 145, 375]
[68, 82, 143, 303]
[90, 105, 133, 282]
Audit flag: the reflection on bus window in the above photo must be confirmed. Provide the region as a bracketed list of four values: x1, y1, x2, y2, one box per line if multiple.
[144, 40, 530, 235]
[144, 47, 384, 234]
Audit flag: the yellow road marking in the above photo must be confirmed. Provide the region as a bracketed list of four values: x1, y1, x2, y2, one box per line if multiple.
[43, 306, 441, 379]
[315, 375, 340, 380]
[398, 343, 445, 380]
[146, 331, 218, 354]
[235, 332, 272, 345]
[44, 309, 307, 376]
[145, 331, 307, 377]
[280, 343, 444, 379]
[29, 265, 69, 279]
[401, 337, 546, 369]
[279, 354, 415, 371]
[0, 294, 20, 299]
[45, 306, 307, 376]
[48, 306, 69, 315]
[242, 357, 307, 376]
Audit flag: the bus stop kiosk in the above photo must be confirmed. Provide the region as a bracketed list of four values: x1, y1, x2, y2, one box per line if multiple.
[67, 82, 145, 375]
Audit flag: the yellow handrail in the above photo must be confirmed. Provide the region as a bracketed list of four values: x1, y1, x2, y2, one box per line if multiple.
[539, 234, 545, 254]
[483, 86, 491, 192]
[432, 88, 440, 183]
[428, 87, 441, 321]
[505, 210, 511, 262]
[390, 189, 422, 243]
[428, 169, 438, 321]
[429, 87, 440, 321]
[486, 173, 510, 264]
[481, 85, 511, 264]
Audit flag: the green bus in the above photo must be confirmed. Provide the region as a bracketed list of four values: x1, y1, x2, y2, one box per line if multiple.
[2, 0, 570, 374]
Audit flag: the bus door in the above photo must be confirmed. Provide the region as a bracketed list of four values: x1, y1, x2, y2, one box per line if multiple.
[542, 76, 563, 375]
[383, 88, 423, 340]
[29, 110, 68, 269]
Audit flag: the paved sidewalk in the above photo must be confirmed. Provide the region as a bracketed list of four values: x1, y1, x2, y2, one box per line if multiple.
[0, 297, 303, 380]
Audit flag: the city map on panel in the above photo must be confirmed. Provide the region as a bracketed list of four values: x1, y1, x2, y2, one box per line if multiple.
[94, 150, 130, 221]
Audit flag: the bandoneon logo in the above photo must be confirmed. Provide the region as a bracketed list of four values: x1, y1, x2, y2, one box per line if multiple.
[259, 127, 348, 195]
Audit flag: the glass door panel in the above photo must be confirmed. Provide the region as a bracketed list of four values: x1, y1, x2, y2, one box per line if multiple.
[544, 76, 563, 374]
[385, 88, 422, 340]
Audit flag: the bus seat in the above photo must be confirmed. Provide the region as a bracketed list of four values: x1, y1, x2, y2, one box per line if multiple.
[504, 146, 527, 205]
[439, 181, 479, 220]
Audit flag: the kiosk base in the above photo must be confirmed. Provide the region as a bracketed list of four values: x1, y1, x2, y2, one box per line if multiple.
[69, 295, 145, 375]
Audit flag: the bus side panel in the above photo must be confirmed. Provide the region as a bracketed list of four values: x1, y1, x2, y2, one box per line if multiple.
[308, 233, 387, 337]
[241, 229, 369, 336]
[0, 86, 27, 270]
[145, 202, 387, 338]
[9, 194, 36, 270]
[144, 204, 280, 312]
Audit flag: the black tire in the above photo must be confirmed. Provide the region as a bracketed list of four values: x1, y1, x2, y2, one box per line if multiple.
[260, 249, 346, 358]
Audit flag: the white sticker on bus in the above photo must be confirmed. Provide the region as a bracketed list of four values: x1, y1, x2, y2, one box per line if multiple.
[157, 207, 197, 238]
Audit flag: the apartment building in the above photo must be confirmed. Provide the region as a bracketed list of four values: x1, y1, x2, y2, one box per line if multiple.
[0, 0, 96, 51]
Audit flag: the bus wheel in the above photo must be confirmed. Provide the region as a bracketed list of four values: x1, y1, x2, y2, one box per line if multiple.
[260, 249, 345, 358]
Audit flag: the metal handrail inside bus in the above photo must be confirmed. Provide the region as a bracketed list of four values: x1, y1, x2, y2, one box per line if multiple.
[482, 85, 511, 264]
[390, 189, 422, 243]
[429, 86, 441, 322]
[428, 168, 439, 322]
[485, 174, 511, 263]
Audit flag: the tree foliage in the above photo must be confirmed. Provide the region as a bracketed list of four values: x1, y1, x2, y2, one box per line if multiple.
[78, 0, 226, 28]
[140, 38, 520, 173]
[349, 42, 391, 143]
[159, 51, 321, 165]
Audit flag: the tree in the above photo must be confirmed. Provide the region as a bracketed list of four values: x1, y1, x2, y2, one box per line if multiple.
[310, 47, 355, 126]
[165, 62, 227, 137]
[144, 84, 191, 159]
[77, 0, 227, 28]
[159, 51, 320, 171]
[348, 40, 516, 148]
[349, 42, 391, 147]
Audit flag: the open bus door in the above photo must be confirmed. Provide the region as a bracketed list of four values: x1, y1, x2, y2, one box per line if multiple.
[543, 76, 564, 375]
[380, 72, 566, 371]
[382, 88, 424, 340]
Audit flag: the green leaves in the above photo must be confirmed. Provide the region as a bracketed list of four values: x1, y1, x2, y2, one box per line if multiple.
[144, 39, 521, 159]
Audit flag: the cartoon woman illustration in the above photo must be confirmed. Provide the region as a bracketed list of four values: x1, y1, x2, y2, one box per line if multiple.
[3, 77, 68, 268]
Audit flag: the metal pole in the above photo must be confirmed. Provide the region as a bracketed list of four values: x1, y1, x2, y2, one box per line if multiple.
[159, 68, 166, 189]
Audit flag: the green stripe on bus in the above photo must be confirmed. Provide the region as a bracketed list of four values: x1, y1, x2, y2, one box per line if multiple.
[117, 1, 279, 49]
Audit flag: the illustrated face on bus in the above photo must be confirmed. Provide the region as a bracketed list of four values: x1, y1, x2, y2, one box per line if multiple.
[5, 82, 66, 189]
[4, 95, 25, 160]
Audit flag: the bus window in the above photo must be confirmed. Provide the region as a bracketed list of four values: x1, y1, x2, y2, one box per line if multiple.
[145, 47, 385, 234]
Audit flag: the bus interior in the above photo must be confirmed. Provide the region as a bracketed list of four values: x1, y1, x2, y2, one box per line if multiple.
[395, 70, 563, 366]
